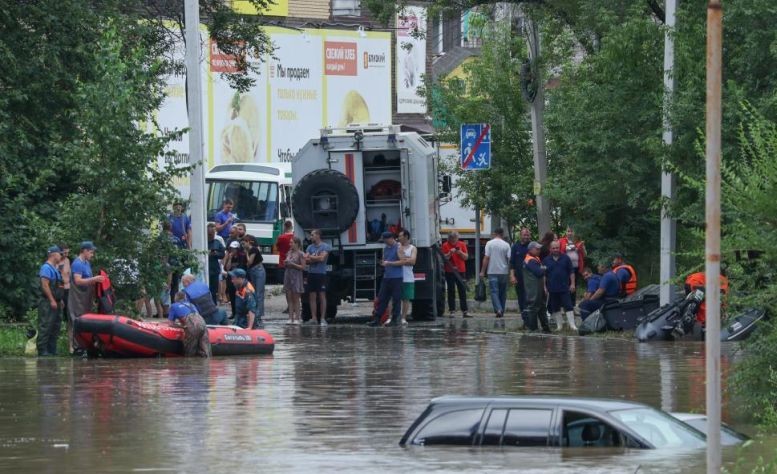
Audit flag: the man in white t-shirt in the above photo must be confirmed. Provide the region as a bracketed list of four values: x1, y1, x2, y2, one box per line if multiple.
[479, 228, 512, 318]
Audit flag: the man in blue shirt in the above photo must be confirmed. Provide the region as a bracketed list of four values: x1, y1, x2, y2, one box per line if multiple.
[305, 229, 332, 326]
[38, 246, 64, 356]
[581, 266, 603, 301]
[207, 223, 226, 304]
[509, 228, 531, 313]
[68, 241, 105, 354]
[168, 200, 192, 249]
[542, 240, 577, 331]
[578, 262, 621, 320]
[214, 199, 237, 240]
[169, 293, 211, 357]
[369, 231, 403, 327]
[181, 274, 227, 325]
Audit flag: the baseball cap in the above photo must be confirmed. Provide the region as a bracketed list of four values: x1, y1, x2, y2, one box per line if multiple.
[80, 241, 97, 251]
[381, 231, 395, 239]
[229, 268, 247, 278]
[528, 241, 542, 250]
[229, 241, 241, 249]
[47, 245, 63, 254]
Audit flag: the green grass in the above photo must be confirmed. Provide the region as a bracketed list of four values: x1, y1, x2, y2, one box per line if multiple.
[0, 324, 71, 357]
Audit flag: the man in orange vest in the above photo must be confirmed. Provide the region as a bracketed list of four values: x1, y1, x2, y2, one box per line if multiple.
[684, 271, 728, 325]
[611, 253, 637, 297]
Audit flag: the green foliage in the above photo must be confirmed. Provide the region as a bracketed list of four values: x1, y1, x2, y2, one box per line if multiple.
[431, 23, 535, 232]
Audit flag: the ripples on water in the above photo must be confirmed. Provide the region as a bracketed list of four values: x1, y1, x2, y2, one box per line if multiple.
[0, 319, 771, 473]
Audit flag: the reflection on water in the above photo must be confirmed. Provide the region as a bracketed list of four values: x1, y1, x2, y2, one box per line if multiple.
[0, 319, 770, 473]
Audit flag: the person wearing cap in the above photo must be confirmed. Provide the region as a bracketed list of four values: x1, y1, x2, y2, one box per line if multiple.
[229, 268, 261, 329]
[611, 253, 638, 297]
[223, 238, 247, 320]
[168, 200, 192, 249]
[37, 246, 64, 356]
[305, 229, 331, 326]
[522, 241, 551, 332]
[509, 228, 532, 313]
[578, 260, 622, 320]
[67, 241, 105, 354]
[169, 292, 211, 357]
[368, 231, 403, 327]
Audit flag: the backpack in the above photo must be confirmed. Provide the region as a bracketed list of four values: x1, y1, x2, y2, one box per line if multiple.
[96, 269, 115, 314]
[578, 309, 607, 335]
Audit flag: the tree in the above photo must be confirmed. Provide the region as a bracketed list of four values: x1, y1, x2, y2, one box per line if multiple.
[0, 0, 273, 318]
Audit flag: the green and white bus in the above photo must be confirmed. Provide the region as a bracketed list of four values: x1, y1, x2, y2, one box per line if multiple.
[206, 163, 293, 280]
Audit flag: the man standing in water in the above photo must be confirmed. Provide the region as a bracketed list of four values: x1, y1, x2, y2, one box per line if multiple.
[368, 231, 403, 327]
[523, 241, 550, 332]
[542, 240, 577, 331]
[38, 246, 64, 356]
[68, 241, 105, 354]
[305, 229, 331, 326]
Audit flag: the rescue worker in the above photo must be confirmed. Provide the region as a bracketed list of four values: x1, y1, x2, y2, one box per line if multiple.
[611, 253, 638, 297]
[542, 240, 577, 331]
[522, 241, 550, 332]
[68, 241, 105, 355]
[38, 246, 64, 356]
[169, 292, 211, 357]
[181, 274, 227, 325]
[229, 269, 261, 329]
[578, 261, 622, 320]
[684, 271, 729, 327]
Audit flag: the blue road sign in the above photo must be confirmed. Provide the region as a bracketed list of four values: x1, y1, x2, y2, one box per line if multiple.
[460, 123, 491, 170]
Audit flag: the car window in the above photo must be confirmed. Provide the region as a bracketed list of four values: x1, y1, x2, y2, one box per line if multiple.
[481, 409, 508, 445]
[415, 408, 483, 446]
[562, 411, 623, 448]
[610, 408, 706, 449]
[681, 418, 746, 446]
[501, 409, 552, 447]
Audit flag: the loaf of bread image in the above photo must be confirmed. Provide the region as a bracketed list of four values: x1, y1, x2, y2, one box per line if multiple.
[221, 117, 253, 163]
[221, 92, 261, 163]
[338, 90, 370, 127]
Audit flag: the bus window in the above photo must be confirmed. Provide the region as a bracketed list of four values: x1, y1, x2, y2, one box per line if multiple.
[207, 180, 279, 223]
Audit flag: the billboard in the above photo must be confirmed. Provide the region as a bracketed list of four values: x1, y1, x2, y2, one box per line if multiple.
[207, 27, 392, 168]
[396, 6, 427, 114]
[232, 0, 289, 17]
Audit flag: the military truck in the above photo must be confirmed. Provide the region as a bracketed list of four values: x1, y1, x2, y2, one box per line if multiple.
[291, 124, 446, 320]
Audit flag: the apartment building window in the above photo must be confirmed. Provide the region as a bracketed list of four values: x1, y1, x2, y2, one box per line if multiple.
[332, 0, 361, 17]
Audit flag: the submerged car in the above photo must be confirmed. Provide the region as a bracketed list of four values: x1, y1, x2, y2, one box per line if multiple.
[400, 396, 710, 449]
[671, 413, 749, 446]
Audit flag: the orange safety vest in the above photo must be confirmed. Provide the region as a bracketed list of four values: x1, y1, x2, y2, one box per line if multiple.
[524, 255, 541, 265]
[612, 264, 637, 296]
[685, 272, 728, 325]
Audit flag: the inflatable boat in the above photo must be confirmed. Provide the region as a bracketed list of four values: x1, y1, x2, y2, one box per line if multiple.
[720, 308, 766, 342]
[74, 313, 274, 357]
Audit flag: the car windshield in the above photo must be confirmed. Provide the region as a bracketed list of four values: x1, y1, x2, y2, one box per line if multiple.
[680, 418, 747, 445]
[610, 408, 706, 449]
[208, 180, 279, 223]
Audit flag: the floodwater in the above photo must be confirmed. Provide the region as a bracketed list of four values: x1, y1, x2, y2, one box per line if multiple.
[0, 318, 773, 473]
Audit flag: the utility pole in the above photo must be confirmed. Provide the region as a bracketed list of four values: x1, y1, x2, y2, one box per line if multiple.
[185, 0, 208, 277]
[705, 0, 723, 472]
[660, 0, 678, 306]
[525, 17, 551, 236]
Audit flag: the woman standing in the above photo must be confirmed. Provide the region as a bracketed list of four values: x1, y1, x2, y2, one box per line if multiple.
[283, 237, 306, 325]
[397, 230, 417, 326]
[242, 235, 265, 324]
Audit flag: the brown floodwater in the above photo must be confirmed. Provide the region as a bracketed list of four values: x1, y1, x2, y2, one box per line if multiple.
[0, 318, 774, 473]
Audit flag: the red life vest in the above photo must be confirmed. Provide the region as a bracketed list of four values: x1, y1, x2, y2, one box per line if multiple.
[684, 272, 729, 324]
[524, 255, 540, 265]
[612, 264, 637, 296]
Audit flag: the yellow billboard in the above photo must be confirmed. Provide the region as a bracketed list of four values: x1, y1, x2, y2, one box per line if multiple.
[232, 0, 288, 17]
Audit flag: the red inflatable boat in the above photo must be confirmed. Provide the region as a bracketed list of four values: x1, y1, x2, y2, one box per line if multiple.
[74, 313, 274, 357]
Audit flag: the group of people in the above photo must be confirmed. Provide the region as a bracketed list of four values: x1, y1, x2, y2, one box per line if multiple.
[442, 226, 639, 332]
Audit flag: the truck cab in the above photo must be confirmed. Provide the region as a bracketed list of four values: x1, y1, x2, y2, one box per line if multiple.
[291, 124, 445, 320]
[206, 163, 293, 278]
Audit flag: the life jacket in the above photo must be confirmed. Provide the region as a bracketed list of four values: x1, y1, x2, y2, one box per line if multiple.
[684, 272, 729, 325]
[96, 269, 115, 314]
[184, 283, 218, 319]
[612, 264, 637, 296]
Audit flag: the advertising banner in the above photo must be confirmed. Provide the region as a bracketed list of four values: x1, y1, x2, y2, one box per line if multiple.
[232, 0, 289, 17]
[396, 6, 427, 114]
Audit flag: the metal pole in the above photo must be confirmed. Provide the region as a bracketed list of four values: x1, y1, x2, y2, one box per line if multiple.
[705, 1, 722, 472]
[660, 0, 678, 306]
[185, 0, 208, 278]
[475, 203, 481, 286]
[526, 18, 551, 236]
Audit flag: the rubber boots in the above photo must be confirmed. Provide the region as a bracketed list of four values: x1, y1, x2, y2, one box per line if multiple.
[565, 311, 578, 331]
[552, 312, 564, 331]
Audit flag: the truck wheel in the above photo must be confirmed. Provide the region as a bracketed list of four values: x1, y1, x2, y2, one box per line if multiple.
[292, 169, 360, 233]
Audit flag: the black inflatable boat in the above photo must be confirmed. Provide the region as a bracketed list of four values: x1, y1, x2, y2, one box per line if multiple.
[720, 308, 766, 342]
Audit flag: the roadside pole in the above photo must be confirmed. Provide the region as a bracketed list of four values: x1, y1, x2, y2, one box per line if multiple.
[525, 18, 551, 236]
[184, 0, 208, 278]
[660, 0, 678, 306]
[705, 1, 723, 472]
[475, 202, 481, 286]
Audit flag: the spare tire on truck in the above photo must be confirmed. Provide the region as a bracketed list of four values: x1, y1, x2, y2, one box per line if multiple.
[292, 169, 360, 234]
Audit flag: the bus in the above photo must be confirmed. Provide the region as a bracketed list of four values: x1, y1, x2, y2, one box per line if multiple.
[206, 162, 293, 280]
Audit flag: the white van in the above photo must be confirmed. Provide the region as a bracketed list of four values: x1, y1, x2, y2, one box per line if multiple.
[206, 163, 293, 277]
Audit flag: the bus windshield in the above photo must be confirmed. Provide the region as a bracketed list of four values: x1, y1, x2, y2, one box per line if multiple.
[208, 180, 279, 223]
